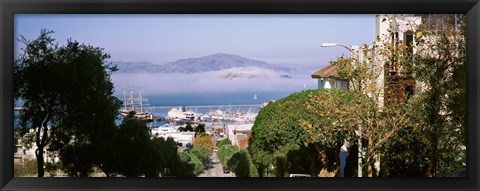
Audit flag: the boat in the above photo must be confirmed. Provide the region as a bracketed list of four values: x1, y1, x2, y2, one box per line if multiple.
[119, 87, 154, 121]
[167, 107, 197, 121]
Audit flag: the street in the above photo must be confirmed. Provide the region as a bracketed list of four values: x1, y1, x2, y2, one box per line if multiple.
[198, 152, 235, 177]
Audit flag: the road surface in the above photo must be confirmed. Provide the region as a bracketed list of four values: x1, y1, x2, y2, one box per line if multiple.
[198, 152, 235, 177]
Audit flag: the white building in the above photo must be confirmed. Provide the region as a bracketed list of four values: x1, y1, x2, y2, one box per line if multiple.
[151, 126, 196, 147]
[311, 63, 349, 90]
[225, 123, 253, 148]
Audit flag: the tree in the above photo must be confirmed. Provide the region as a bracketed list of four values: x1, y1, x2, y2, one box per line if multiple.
[410, 14, 466, 177]
[193, 134, 214, 154]
[329, 15, 420, 176]
[227, 149, 258, 177]
[331, 14, 466, 177]
[195, 124, 206, 134]
[144, 136, 178, 177]
[216, 140, 237, 170]
[174, 152, 204, 177]
[217, 140, 258, 177]
[250, 90, 332, 177]
[14, 29, 120, 177]
[300, 89, 369, 177]
[112, 115, 152, 177]
[190, 145, 210, 166]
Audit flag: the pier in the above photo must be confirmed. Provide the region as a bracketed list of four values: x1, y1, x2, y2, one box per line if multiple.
[15, 104, 263, 112]
[148, 104, 262, 110]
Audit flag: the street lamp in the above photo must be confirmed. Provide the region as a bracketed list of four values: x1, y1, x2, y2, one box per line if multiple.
[321, 42, 363, 177]
[321, 42, 359, 57]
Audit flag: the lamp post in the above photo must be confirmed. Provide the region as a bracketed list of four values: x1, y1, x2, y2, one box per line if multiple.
[321, 42, 363, 177]
[321, 42, 359, 57]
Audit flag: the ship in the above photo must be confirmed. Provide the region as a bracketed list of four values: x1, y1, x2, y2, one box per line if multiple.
[119, 87, 154, 121]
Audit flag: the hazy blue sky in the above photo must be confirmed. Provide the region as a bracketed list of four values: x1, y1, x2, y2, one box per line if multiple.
[15, 14, 376, 67]
[15, 14, 377, 95]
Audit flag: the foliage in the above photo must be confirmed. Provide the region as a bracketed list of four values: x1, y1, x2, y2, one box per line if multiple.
[174, 152, 204, 177]
[111, 116, 152, 177]
[14, 159, 38, 177]
[14, 29, 120, 177]
[409, 14, 466, 176]
[249, 90, 321, 176]
[103, 115, 179, 177]
[227, 149, 258, 177]
[193, 134, 214, 154]
[216, 140, 237, 168]
[195, 124, 206, 133]
[190, 145, 211, 165]
[380, 127, 430, 177]
[144, 137, 178, 177]
[217, 140, 257, 177]
[300, 88, 370, 177]
[332, 14, 466, 177]
[178, 124, 194, 132]
[216, 138, 231, 148]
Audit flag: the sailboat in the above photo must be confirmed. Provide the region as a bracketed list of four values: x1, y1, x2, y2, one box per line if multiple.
[253, 94, 257, 100]
[119, 87, 154, 121]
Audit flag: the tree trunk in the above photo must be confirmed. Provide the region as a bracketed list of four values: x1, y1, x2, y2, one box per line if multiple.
[367, 160, 373, 177]
[366, 143, 374, 177]
[36, 147, 45, 177]
[318, 147, 333, 177]
[426, 135, 438, 177]
[306, 146, 317, 176]
[374, 154, 381, 177]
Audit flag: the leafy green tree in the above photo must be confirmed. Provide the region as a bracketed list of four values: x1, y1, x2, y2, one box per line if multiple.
[216, 138, 231, 148]
[380, 126, 430, 177]
[14, 29, 120, 177]
[410, 14, 466, 177]
[227, 149, 258, 177]
[144, 136, 178, 177]
[249, 90, 323, 177]
[112, 115, 151, 177]
[193, 134, 214, 154]
[217, 141, 237, 168]
[195, 124, 206, 133]
[301, 89, 370, 177]
[174, 152, 204, 177]
[190, 145, 210, 166]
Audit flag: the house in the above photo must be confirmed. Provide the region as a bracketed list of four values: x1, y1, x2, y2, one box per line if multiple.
[225, 123, 253, 147]
[312, 14, 422, 105]
[311, 14, 424, 177]
[311, 63, 349, 90]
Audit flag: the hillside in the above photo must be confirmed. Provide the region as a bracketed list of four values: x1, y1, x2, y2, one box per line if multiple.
[113, 53, 291, 73]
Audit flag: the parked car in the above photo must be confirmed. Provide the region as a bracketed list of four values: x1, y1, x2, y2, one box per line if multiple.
[223, 166, 230, 173]
[447, 168, 466, 177]
[289, 174, 311, 177]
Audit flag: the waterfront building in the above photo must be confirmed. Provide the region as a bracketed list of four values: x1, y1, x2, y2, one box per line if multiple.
[151, 129, 196, 147]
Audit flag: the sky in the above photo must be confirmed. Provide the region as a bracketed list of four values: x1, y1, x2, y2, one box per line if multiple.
[15, 14, 376, 66]
[15, 14, 377, 96]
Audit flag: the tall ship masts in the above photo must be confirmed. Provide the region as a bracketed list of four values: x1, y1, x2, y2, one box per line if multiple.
[120, 87, 153, 120]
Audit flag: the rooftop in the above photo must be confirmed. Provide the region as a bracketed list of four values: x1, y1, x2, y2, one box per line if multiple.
[311, 64, 340, 79]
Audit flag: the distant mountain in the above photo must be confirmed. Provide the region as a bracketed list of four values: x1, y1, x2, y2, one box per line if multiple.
[113, 53, 291, 73]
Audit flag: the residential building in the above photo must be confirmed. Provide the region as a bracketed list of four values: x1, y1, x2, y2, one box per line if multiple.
[225, 123, 253, 148]
[311, 62, 349, 90]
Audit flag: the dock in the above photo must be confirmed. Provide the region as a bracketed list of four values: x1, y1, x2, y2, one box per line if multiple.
[148, 104, 262, 110]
